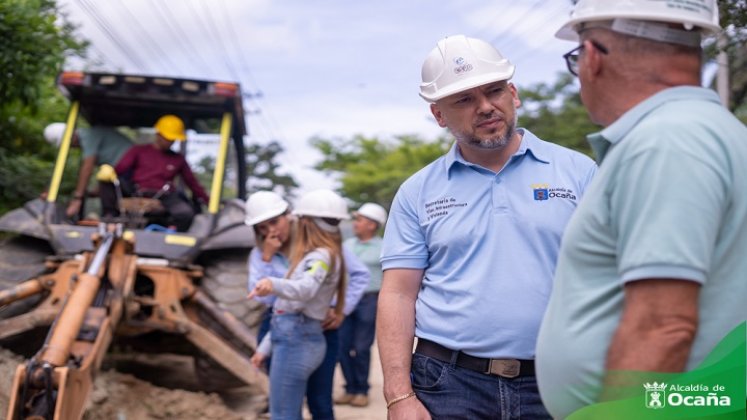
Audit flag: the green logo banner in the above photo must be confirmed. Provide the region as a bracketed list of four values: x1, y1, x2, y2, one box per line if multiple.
[569, 322, 746, 420]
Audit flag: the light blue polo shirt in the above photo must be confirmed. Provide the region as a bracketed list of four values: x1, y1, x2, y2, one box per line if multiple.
[381, 129, 596, 359]
[536, 87, 747, 419]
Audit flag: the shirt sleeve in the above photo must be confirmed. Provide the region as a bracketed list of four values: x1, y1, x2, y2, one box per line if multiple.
[380, 184, 429, 270]
[114, 146, 138, 174]
[248, 247, 282, 307]
[178, 157, 210, 203]
[256, 331, 272, 355]
[338, 248, 371, 315]
[269, 250, 331, 302]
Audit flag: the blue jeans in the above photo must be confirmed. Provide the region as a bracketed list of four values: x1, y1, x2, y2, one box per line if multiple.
[411, 352, 551, 419]
[338, 292, 378, 395]
[269, 314, 326, 420]
[306, 329, 339, 420]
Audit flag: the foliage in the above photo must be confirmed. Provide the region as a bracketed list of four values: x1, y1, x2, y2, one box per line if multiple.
[0, 148, 80, 214]
[0, 0, 87, 214]
[192, 140, 299, 200]
[311, 135, 451, 209]
[517, 73, 597, 157]
[245, 141, 299, 198]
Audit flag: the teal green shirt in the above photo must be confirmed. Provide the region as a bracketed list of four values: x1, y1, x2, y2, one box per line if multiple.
[536, 87, 747, 418]
[78, 126, 133, 166]
[344, 236, 383, 293]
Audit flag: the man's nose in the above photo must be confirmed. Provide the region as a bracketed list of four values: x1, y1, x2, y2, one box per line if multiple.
[476, 93, 496, 114]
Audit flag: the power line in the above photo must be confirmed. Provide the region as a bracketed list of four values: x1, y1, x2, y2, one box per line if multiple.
[187, 0, 241, 81]
[151, 0, 217, 76]
[488, 0, 546, 46]
[503, 3, 569, 65]
[113, 0, 181, 73]
[75, 0, 150, 72]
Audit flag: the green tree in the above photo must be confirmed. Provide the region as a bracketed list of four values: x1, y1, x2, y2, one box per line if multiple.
[311, 134, 450, 209]
[246, 141, 299, 198]
[0, 0, 87, 214]
[517, 73, 597, 157]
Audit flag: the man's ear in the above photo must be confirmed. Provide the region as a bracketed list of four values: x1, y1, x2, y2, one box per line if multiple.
[508, 83, 521, 109]
[430, 103, 448, 128]
[583, 39, 604, 80]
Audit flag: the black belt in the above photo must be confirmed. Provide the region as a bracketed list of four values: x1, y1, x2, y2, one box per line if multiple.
[415, 338, 534, 379]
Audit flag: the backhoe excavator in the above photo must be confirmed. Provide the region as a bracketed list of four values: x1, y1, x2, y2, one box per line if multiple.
[0, 72, 267, 419]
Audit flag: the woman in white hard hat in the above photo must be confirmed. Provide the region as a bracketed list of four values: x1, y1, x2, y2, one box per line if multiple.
[248, 189, 351, 420]
[244, 190, 370, 420]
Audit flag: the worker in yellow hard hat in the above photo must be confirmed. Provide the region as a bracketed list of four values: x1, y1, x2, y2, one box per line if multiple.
[100, 115, 209, 231]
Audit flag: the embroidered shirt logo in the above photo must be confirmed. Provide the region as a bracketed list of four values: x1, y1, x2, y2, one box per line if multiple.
[531, 183, 577, 201]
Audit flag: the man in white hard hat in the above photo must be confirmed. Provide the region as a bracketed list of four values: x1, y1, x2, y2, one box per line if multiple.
[536, 0, 747, 417]
[43, 123, 133, 218]
[377, 35, 597, 419]
[336, 202, 388, 407]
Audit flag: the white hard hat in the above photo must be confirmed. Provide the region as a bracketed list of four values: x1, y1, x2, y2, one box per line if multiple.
[556, 0, 721, 42]
[354, 203, 388, 226]
[419, 35, 515, 103]
[43, 123, 67, 146]
[293, 190, 350, 221]
[244, 191, 289, 226]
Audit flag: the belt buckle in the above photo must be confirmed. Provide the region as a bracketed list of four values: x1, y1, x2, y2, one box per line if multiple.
[488, 359, 520, 378]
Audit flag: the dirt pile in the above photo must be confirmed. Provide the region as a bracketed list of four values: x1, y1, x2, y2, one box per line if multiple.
[0, 349, 262, 420]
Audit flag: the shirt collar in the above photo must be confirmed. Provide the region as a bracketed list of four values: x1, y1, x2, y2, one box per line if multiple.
[444, 128, 550, 177]
[587, 86, 722, 163]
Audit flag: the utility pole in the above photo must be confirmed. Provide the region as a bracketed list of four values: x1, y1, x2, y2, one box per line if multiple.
[716, 34, 730, 108]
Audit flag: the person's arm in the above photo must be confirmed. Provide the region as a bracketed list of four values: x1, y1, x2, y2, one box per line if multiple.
[322, 250, 371, 329]
[247, 247, 281, 307]
[341, 248, 371, 315]
[65, 154, 97, 217]
[265, 250, 330, 302]
[114, 146, 137, 175]
[179, 160, 210, 204]
[377, 268, 431, 419]
[601, 279, 700, 400]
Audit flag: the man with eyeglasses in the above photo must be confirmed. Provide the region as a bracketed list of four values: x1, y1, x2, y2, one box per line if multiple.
[377, 34, 596, 419]
[536, 1, 747, 418]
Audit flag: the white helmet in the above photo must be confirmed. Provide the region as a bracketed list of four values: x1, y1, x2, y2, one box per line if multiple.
[355, 203, 388, 226]
[43, 123, 67, 146]
[556, 0, 721, 42]
[293, 189, 350, 220]
[244, 191, 289, 226]
[419, 35, 515, 103]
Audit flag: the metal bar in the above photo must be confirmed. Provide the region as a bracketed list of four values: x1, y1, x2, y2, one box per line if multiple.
[208, 112, 233, 214]
[192, 290, 258, 350]
[0, 279, 44, 306]
[47, 101, 80, 202]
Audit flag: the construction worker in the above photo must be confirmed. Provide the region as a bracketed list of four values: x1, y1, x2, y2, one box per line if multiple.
[536, 1, 747, 418]
[43, 123, 133, 218]
[377, 35, 597, 419]
[107, 115, 209, 231]
[245, 190, 370, 420]
[336, 202, 388, 408]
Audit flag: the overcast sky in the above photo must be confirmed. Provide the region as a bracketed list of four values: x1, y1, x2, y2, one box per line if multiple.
[59, 0, 579, 192]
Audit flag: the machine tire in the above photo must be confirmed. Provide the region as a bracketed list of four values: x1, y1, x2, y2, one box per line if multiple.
[194, 248, 267, 391]
[0, 235, 51, 290]
[0, 235, 52, 318]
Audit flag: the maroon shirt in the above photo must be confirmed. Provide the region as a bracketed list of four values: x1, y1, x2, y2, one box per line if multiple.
[115, 144, 210, 203]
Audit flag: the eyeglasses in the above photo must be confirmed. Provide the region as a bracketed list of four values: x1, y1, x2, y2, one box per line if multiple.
[563, 40, 609, 76]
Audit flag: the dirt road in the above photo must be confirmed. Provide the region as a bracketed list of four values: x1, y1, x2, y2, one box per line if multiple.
[0, 343, 387, 419]
[330, 341, 386, 420]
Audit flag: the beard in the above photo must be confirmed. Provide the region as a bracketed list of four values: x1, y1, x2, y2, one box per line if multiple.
[454, 113, 518, 150]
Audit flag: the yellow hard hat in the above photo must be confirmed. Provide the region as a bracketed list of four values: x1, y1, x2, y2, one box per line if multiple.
[154, 115, 186, 141]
